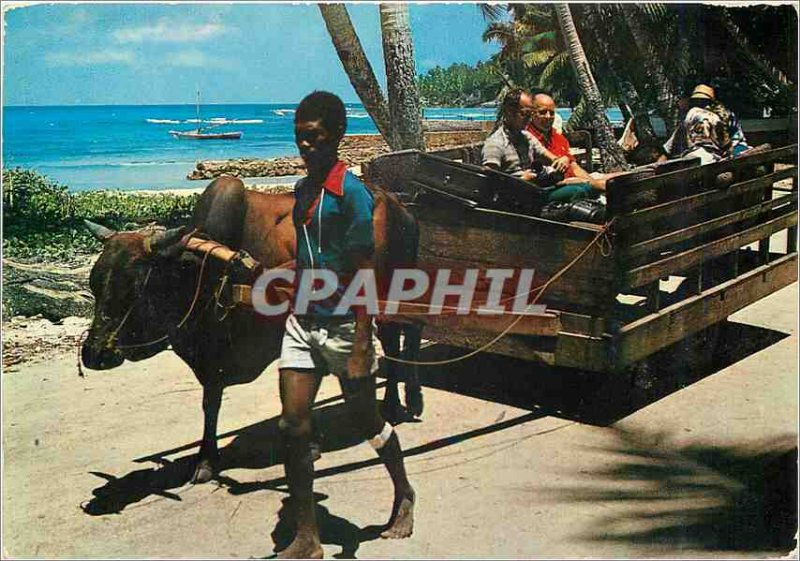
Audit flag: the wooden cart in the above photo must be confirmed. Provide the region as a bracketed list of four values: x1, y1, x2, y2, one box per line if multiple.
[363, 143, 798, 375]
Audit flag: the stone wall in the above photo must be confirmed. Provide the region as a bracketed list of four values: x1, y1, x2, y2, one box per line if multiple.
[187, 129, 489, 181]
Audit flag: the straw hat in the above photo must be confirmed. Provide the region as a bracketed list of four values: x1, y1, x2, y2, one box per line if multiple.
[691, 84, 716, 100]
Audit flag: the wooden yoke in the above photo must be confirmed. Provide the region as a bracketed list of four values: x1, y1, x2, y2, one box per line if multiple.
[185, 237, 259, 269]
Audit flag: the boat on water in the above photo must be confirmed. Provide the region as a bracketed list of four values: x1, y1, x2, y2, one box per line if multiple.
[169, 91, 242, 140]
[169, 129, 242, 140]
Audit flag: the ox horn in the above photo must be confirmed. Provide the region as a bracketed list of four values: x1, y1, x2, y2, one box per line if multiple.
[150, 225, 188, 251]
[84, 220, 116, 241]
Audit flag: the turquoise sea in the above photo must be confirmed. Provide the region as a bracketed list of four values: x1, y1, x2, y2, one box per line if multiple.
[2, 103, 621, 191]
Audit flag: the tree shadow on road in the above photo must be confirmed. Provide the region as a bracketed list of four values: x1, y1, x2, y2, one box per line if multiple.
[544, 427, 798, 555]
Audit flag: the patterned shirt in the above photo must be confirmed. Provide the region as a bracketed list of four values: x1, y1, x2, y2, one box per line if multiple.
[663, 101, 750, 161]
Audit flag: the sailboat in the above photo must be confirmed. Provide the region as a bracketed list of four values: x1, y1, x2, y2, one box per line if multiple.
[169, 91, 242, 140]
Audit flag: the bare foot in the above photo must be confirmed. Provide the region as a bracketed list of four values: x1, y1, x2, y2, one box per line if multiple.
[380, 488, 415, 539]
[276, 535, 323, 559]
[190, 458, 214, 484]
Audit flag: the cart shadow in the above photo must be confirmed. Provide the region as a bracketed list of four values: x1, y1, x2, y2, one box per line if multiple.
[412, 319, 790, 427]
[79, 320, 787, 522]
[545, 427, 798, 555]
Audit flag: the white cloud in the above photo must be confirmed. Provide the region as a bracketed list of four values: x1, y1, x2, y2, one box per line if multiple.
[165, 50, 209, 68]
[45, 50, 135, 67]
[113, 19, 224, 44]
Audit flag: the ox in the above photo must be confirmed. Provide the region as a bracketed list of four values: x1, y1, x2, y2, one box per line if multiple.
[81, 176, 422, 483]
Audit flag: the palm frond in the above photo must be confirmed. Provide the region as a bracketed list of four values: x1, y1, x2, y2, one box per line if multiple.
[530, 30, 557, 44]
[636, 3, 668, 20]
[482, 22, 515, 45]
[522, 49, 557, 68]
[564, 97, 587, 133]
[537, 51, 569, 88]
[478, 3, 508, 22]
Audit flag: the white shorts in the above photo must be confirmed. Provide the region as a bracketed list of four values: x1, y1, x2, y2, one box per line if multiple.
[279, 314, 381, 377]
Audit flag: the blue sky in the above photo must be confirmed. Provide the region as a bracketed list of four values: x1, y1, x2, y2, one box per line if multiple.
[2, 2, 500, 106]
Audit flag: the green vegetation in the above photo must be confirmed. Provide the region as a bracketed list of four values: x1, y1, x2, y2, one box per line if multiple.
[482, 4, 797, 125]
[3, 168, 198, 263]
[417, 61, 505, 107]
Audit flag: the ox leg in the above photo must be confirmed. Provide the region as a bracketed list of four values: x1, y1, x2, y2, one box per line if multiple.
[378, 323, 403, 425]
[401, 325, 424, 418]
[192, 383, 223, 484]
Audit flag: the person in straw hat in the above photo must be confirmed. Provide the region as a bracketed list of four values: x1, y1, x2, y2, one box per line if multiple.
[658, 83, 750, 164]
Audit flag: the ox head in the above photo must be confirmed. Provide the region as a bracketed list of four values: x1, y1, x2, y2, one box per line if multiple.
[81, 220, 187, 370]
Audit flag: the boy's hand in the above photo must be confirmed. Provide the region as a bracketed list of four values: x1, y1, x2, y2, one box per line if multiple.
[347, 344, 373, 378]
[347, 316, 374, 377]
[347, 310, 375, 378]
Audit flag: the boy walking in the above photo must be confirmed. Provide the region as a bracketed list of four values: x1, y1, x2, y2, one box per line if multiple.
[276, 91, 415, 559]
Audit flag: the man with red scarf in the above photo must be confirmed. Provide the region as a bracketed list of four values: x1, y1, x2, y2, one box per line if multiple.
[526, 92, 607, 192]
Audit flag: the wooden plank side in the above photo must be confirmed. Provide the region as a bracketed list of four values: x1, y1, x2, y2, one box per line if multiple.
[622, 192, 798, 259]
[608, 145, 798, 214]
[621, 210, 797, 290]
[416, 325, 609, 370]
[415, 205, 616, 309]
[554, 333, 609, 371]
[614, 253, 797, 368]
[410, 180, 479, 208]
[418, 323, 558, 364]
[381, 302, 561, 337]
[615, 166, 797, 233]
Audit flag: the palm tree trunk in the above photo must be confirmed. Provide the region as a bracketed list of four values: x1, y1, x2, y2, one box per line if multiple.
[625, 12, 681, 129]
[318, 4, 397, 148]
[379, 4, 425, 151]
[554, 4, 627, 171]
[581, 5, 657, 144]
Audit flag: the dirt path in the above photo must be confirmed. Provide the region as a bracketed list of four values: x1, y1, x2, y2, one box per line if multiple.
[2, 284, 797, 558]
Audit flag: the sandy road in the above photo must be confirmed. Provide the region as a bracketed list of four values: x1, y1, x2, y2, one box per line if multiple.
[2, 283, 797, 559]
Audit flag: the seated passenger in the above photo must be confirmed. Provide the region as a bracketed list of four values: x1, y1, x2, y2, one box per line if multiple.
[526, 92, 615, 199]
[482, 89, 596, 204]
[481, 88, 565, 180]
[658, 83, 750, 165]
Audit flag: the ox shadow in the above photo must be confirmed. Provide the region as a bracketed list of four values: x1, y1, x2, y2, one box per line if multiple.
[82, 384, 542, 556]
[80, 391, 358, 517]
[80, 320, 787, 554]
[546, 426, 797, 555]
[411, 319, 790, 427]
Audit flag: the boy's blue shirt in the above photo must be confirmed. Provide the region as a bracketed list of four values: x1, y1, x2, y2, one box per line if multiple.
[292, 161, 375, 317]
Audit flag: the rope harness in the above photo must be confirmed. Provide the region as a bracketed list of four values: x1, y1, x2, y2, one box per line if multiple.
[77, 240, 225, 377]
